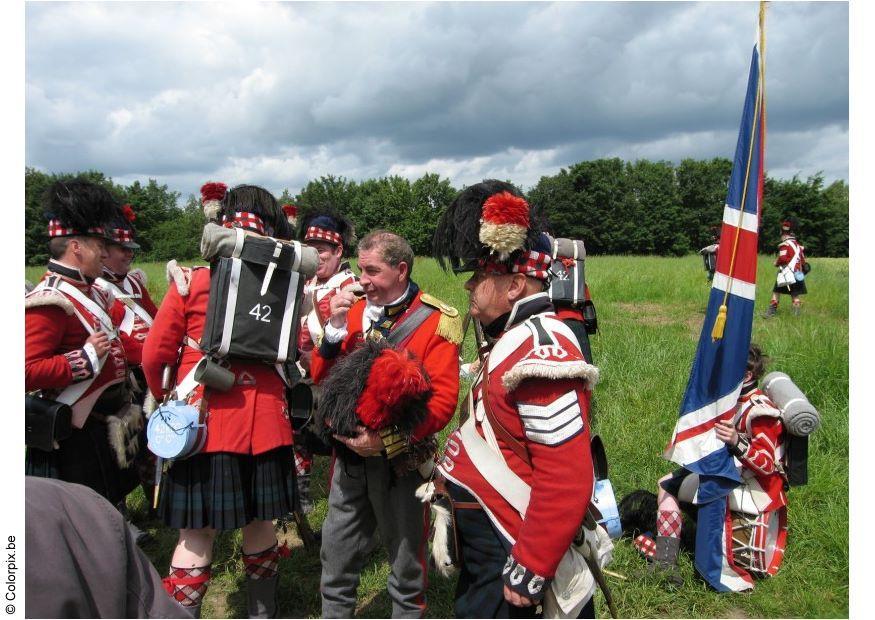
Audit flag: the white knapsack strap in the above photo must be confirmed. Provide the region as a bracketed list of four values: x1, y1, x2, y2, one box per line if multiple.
[56, 281, 115, 335]
[96, 277, 154, 328]
[785, 239, 802, 272]
[458, 414, 531, 516]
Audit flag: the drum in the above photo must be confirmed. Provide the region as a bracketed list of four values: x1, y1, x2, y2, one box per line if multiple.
[146, 400, 207, 460]
[729, 507, 787, 577]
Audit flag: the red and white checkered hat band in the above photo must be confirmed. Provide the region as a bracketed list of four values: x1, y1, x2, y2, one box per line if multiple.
[112, 228, 134, 244]
[483, 250, 552, 281]
[47, 219, 105, 238]
[305, 226, 343, 246]
[224, 211, 266, 235]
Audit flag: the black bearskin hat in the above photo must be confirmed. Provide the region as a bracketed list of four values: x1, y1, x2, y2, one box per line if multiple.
[43, 179, 119, 240]
[106, 203, 140, 249]
[224, 184, 292, 240]
[432, 179, 548, 274]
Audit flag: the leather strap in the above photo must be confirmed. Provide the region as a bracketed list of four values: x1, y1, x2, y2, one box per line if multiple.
[453, 501, 483, 510]
[387, 304, 435, 346]
[481, 365, 532, 468]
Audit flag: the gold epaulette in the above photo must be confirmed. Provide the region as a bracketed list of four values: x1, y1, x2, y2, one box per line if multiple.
[420, 294, 463, 345]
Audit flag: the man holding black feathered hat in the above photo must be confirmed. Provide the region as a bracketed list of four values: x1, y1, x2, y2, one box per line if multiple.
[429, 180, 609, 618]
[309, 229, 462, 618]
[25, 179, 138, 505]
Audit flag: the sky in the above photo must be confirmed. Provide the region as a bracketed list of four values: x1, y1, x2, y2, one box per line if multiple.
[24, 1, 849, 201]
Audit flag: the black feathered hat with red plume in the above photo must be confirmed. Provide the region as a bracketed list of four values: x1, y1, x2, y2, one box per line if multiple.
[315, 338, 432, 440]
[432, 179, 552, 280]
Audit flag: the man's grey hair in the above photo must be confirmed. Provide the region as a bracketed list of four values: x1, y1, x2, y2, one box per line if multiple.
[357, 230, 415, 277]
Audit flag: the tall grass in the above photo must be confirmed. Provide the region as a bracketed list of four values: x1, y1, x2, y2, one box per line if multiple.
[26, 255, 848, 617]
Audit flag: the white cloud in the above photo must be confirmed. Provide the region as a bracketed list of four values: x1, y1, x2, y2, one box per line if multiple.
[25, 1, 848, 198]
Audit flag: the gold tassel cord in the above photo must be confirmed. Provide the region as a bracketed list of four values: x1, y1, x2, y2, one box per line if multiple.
[712, 2, 767, 341]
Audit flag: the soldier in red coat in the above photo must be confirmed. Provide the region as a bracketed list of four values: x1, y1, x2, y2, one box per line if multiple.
[431, 180, 605, 618]
[96, 202, 162, 538]
[142, 183, 296, 619]
[292, 209, 358, 513]
[310, 230, 461, 618]
[25, 179, 139, 506]
[765, 218, 808, 317]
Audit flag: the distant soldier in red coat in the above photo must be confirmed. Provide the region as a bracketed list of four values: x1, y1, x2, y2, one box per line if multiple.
[765, 218, 808, 317]
[292, 208, 358, 513]
[431, 180, 605, 618]
[142, 183, 296, 619]
[25, 179, 139, 506]
[311, 230, 462, 618]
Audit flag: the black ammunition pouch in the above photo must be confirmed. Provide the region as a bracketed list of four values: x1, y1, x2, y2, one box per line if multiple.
[25, 395, 72, 452]
[288, 381, 333, 456]
[784, 435, 809, 487]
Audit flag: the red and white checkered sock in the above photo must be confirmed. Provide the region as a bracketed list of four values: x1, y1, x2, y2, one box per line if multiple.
[243, 543, 290, 580]
[163, 565, 211, 607]
[657, 509, 683, 539]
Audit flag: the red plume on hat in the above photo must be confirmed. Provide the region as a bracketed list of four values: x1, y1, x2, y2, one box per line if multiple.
[479, 191, 530, 260]
[201, 182, 227, 221]
[781, 219, 793, 231]
[356, 348, 431, 430]
[282, 203, 298, 227]
[121, 203, 136, 222]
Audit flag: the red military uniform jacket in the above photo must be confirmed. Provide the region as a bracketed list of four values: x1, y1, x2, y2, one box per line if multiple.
[25, 261, 129, 426]
[297, 265, 358, 371]
[97, 268, 159, 367]
[439, 293, 600, 586]
[775, 236, 805, 272]
[310, 284, 460, 443]
[141, 263, 292, 455]
[731, 387, 787, 513]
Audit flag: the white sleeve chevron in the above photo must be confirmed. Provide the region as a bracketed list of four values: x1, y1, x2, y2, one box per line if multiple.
[518, 391, 584, 446]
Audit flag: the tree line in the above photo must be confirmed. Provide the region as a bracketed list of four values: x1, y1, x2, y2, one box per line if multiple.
[25, 160, 848, 266]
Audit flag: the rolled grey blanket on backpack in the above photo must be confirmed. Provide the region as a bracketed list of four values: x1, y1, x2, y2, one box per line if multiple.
[199, 222, 319, 276]
[762, 371, 821, 436]
[552, 237, 587, 260]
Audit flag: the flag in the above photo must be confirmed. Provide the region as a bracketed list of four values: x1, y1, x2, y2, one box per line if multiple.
[663, 6, 767, 593]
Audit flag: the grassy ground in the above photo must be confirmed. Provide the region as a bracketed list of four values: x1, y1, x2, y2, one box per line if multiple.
[25, 255, 849, 618]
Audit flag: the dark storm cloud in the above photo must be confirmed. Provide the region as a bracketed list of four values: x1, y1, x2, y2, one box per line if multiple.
[25, 1, 848, 196]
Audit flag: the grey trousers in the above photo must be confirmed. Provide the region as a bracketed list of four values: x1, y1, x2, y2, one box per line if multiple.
[320, 454, 430, 618]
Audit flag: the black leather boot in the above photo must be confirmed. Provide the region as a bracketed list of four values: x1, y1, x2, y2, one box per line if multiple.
[246, 573, 279, 619]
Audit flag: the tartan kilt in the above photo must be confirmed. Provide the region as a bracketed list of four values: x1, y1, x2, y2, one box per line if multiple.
[158, 446, 297, 531]
[772, 279, 807, 295]
[25, 416, 139, 506]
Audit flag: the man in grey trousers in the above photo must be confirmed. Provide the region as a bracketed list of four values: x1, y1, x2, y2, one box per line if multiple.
[309, 231, 461, 617]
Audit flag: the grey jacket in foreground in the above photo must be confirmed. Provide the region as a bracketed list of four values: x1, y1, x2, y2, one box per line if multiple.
[25, 477, 188, 619]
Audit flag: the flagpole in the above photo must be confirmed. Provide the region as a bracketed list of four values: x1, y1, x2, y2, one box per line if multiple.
[711, 2, 767, 341]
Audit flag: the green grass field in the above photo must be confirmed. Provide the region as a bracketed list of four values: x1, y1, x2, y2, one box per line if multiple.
[25, 255, 849, 618]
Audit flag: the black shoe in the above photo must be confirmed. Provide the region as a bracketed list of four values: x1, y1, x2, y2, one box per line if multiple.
[246, 574, 279, 619]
